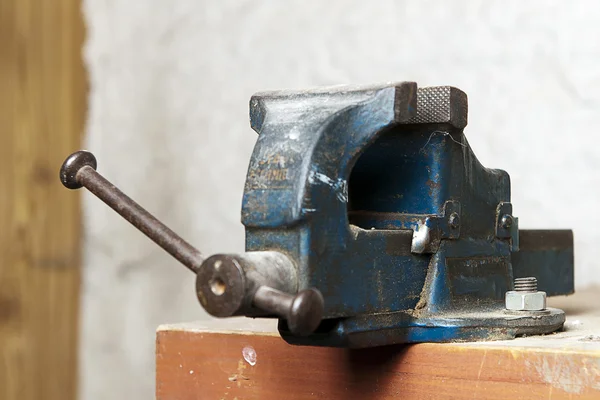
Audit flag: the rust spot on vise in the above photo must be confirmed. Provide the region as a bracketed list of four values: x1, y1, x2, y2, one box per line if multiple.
[425, 178, 441, 197]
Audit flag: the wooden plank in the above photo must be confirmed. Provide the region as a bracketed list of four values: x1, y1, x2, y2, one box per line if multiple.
[0, 1, 85, 399]
[156, 290, 600, 399]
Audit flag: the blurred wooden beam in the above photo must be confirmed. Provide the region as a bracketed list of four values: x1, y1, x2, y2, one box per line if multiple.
[0, 1, 86, 399]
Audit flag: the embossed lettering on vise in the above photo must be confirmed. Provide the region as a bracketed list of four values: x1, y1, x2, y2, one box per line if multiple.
[247, 156, 290, 189]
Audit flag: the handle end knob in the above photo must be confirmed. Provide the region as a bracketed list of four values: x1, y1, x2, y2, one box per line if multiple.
[60, 150, 97, 189]
[288, 289, 324, 336]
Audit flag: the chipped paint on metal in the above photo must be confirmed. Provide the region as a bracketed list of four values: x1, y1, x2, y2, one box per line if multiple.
[308, 170, 348, 202]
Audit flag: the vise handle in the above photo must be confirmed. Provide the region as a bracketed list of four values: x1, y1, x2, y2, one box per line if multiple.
[59, 150, 324, 336]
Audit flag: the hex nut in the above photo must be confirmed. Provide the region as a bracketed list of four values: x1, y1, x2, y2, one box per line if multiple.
[505, 291, 547, 311]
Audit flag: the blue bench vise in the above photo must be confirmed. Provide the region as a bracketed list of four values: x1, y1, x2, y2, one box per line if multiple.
[60, 81, 574, 348]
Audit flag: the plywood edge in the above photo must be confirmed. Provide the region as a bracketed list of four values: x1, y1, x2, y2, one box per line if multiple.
[157, 317, 279, 336]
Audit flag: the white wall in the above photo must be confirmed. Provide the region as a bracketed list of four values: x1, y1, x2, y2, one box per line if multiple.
[81, 1, 599, 398]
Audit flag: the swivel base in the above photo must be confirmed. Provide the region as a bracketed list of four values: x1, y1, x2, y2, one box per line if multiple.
[280, 305, 565, 348]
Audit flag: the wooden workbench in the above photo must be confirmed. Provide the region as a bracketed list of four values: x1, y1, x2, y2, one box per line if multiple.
[156, 289, 600, 399]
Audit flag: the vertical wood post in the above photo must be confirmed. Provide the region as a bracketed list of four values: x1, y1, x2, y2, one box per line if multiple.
[0, 1, 86, 399]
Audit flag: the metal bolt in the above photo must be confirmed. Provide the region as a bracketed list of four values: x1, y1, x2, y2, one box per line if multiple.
[448, 212, 460, 229]
[505, 277, 546, 311]
[514, 277, 537, 292]
[500, 214, 513, 229]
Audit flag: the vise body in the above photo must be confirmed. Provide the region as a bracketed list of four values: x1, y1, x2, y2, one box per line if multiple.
[60, 82, 574, 348]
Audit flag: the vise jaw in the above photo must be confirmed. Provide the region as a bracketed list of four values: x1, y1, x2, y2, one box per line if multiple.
[60, 82, 574, 348]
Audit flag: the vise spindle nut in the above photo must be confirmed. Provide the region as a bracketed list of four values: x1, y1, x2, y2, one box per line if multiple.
[195, 251, 298, 317]
[196, 251, 324, 335]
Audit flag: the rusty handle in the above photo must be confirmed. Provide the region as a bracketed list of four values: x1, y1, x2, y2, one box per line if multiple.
[59, 150, 204, 273]
[253, 286, 324, 336]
